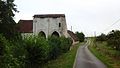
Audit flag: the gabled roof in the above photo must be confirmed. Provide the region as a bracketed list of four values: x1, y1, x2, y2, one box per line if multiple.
[17, 20, 33, 33]
[33, 14, 65, 18]
[67, 30, 79, 42]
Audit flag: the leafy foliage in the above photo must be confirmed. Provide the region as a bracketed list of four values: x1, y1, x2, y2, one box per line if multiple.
[0, 34, 25, 68]
[0, 0, 19, 40]
[48, 36, 61, 60]
[24, 36, 50, 68]
[96, 33, 106, 41]
[76, 32, 85, 42]
[106, 30, 120, 51]
[0, 34, 72, 68]
[59, 37, 72, 53]
[48, 36, 72, 60]
[96, 30, 120, 51]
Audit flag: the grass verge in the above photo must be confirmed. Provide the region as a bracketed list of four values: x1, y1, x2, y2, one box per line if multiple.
[88, 39, 120, 68]
[42, 43, 81, 68]
[89, 44, 112, 68]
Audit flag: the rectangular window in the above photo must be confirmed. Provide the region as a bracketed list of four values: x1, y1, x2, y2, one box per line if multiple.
[59, 23, 61, 27]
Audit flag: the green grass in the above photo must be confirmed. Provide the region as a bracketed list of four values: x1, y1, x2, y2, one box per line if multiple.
[89, 43, 112, 68]
[42, 43, 81, 68]
[89, 38, 120, 68]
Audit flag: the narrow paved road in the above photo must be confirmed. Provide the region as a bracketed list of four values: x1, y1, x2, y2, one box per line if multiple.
[73, 40, 107, 68]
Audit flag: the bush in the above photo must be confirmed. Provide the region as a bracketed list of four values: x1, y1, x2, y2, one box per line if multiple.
[24, 36, 49, 68]
[48, 36, 61, 59]
[0, 34, 8, 67]
[0, 35, 72, 68]
[48, 36, 72, 60]
[0, 34, 25, 68]
[10, 40, 26, 68]
[59, 37, 72, 53]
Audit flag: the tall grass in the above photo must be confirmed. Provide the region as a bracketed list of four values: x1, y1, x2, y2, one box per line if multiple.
[89, 38, 120, 68]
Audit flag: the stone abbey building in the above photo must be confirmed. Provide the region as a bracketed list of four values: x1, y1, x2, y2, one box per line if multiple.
[18, 14, 79, 45]
[33, 14, 68, 38]
[18, 14, 68, 38]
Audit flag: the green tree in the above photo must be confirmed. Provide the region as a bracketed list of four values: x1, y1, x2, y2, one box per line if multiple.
[0, 0, 19, 40]
[107, 30, 120, 51]
[96, 33, 106, 41]
[76, 32, 85, 42]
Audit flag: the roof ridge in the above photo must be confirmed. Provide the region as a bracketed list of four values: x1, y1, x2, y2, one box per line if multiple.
[33, 14, 65, 18]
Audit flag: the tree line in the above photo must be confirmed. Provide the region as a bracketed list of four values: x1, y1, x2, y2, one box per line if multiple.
[96, 30, 120, 51]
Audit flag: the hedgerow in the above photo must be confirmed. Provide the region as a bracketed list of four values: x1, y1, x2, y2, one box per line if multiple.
[0, 34, 25, 68]
[0, 34, 72, 68]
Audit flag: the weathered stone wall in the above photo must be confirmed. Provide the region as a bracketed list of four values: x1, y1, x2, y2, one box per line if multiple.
[33, 16, 68, 38]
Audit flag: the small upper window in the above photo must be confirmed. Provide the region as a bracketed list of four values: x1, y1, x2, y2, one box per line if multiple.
[59, 23, 61, 27]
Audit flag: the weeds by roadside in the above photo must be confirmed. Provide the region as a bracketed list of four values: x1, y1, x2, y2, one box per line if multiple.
[89, 38, 120, 68]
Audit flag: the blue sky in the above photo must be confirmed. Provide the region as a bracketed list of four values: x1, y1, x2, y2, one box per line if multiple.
[14, 0, 120, 37]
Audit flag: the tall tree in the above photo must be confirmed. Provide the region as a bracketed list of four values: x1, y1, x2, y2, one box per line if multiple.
[76, 32, 85, 42]
[107, 30, 120, 50]
[0, 0, 19, 40]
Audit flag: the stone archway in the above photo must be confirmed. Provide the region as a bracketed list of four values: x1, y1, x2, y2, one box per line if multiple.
[38, 31, 46, 38]
[51, 31, 59, 37]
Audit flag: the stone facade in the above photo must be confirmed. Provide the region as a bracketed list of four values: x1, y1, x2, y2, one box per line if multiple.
[18, 14, 79, 45]
[33, 14, 68, 38]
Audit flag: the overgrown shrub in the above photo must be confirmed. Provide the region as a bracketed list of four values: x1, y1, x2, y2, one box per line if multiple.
[0, 34, 24, 68]
[59, 37, 72, 53]
[48, 36, 61, 59]
[0, 34, 7, 67]
[24, 36, 49, 68]
[10, 40, 26, 68]
[0, 34, 72, 68]
[48, 36, 72, 60]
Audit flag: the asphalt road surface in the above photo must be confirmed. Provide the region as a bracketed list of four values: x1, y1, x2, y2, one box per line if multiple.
[73, 40, 107, 68]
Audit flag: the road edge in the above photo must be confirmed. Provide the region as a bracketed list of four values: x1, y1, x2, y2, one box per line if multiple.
[72, 44, 80, 68]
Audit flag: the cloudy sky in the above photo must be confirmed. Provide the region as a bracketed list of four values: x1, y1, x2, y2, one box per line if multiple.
[14, 0, 120, 37]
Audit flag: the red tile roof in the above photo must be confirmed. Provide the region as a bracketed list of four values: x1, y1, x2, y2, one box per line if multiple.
[33, 14, 65, 18]
[17, 20, 33, 33]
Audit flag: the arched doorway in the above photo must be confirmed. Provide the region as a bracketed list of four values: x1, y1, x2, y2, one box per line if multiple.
[38, 31, 46, 38]
[51, 31, 59, 37]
